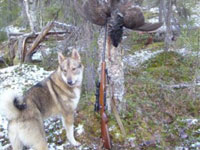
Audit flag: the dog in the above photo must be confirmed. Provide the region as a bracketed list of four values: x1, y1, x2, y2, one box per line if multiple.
[0, 49, 84, 150]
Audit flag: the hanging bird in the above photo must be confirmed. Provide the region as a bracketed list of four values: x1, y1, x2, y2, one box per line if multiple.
[108, 9, 124, 47]
[77, 0, 163, 47]
[119, 1, 163, 31]
[82, 0, 110, 26]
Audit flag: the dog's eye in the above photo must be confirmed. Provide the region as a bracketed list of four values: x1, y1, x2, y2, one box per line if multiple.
[72, 68, 76, 71]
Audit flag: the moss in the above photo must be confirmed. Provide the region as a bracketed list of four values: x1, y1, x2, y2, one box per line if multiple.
[128, 32, 149, 52]
[124, 51, 200, 148]
[0, 31, 7, 42]
[147, 42, 164, 50]
[125, 32, 164, 53]
[13, 56, 21, 65]
[143, 51, 195, 83]
[131, 43, 145, 52]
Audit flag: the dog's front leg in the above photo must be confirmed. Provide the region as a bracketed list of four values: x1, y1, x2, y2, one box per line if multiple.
[62, 113, 80, 146]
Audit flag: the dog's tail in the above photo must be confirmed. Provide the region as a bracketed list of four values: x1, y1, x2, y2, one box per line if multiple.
[0, 90, 26, 120]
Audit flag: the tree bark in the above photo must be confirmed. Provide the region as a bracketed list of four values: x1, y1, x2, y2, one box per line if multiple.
[98, 30, 125, 113]
[18, 0, 29, 28]
[24, 0, 40, 32]
[164, 0, 173, 51]
[159, 0, 164, 23]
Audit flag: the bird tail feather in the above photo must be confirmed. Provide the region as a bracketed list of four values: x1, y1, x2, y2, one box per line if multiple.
[135, 22, 163, 32]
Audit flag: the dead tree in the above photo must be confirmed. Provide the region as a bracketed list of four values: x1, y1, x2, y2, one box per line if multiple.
[8, 21, 76, 63]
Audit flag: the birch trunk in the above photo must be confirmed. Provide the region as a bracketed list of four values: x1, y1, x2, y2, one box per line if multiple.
[98, 31, 125, 113]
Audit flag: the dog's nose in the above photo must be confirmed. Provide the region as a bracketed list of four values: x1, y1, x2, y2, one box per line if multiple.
[67, 80, 73, 85]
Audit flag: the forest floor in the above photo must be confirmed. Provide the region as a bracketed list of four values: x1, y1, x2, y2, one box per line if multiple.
[0, 2, 200, 149]
[0, 46, 200, 150]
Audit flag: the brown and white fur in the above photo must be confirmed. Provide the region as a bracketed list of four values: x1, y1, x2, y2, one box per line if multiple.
[0, 49, 84, 150]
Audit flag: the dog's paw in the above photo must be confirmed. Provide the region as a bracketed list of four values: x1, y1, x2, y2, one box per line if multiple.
[71, 141, 81, 147]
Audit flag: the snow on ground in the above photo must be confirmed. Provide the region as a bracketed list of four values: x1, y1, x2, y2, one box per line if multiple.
[124, 48, 200, 68]
[149, 7, 159, 14]
[123, 49, 164, 67]
[0, 64, 85, 150]
[0, 64, 52, 94]
[191, 2, 200, 27]
[3, 25, 26, 34]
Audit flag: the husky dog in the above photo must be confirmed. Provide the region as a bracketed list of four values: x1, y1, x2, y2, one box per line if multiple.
[0, 50, 84, 150]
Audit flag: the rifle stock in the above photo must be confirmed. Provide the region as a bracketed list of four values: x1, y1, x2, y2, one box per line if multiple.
[99, 62, 111, 149]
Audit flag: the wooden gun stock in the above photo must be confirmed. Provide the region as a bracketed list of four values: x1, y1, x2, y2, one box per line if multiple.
[101, 112, 111, 149]
[99, 62, 111, 149]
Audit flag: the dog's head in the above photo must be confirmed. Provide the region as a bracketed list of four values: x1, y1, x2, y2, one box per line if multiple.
[58, 49, 84, 87]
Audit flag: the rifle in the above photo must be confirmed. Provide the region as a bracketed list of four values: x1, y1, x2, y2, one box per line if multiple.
[95, 24, 112, 149]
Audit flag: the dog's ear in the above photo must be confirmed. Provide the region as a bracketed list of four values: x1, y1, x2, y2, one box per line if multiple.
[58, 52, 65, 64]
[71, 49, 81, 61]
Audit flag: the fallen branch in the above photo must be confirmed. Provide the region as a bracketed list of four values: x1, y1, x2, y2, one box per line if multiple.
[163, 82, 200, 89]
[8, 21, 77, 63]
[9, 31, 68, 39]
[24, 21, 54, 62]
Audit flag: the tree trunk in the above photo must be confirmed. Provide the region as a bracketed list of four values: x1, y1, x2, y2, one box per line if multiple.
[159, 0, 164, 23]
[83, 22, 97, 92]
[19, 0, 29, 28]
[164, 0, 173, 51]
[98, 30, 125, 113]
[24, 0, 40, 32]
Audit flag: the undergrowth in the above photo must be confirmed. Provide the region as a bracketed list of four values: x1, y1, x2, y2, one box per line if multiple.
[76, 50, 200, 149]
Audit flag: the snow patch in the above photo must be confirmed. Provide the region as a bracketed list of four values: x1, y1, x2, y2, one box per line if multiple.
[123, 49, 164, 67]
[124, 48, 200, 68]
[128, 137, 136, 148]
[175, 147, 189, 150]
[109, 125, 116, 131]
[0, 64, 52, 94]
[76, 124, 84, 136]
[184, 119, 198, 126]
[149, 7, 159, 14]
[191, 142, 200, 148]
[4, 25, 25, 34]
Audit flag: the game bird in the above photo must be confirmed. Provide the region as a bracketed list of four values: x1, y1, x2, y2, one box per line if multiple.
[75, 0, 163, 47]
